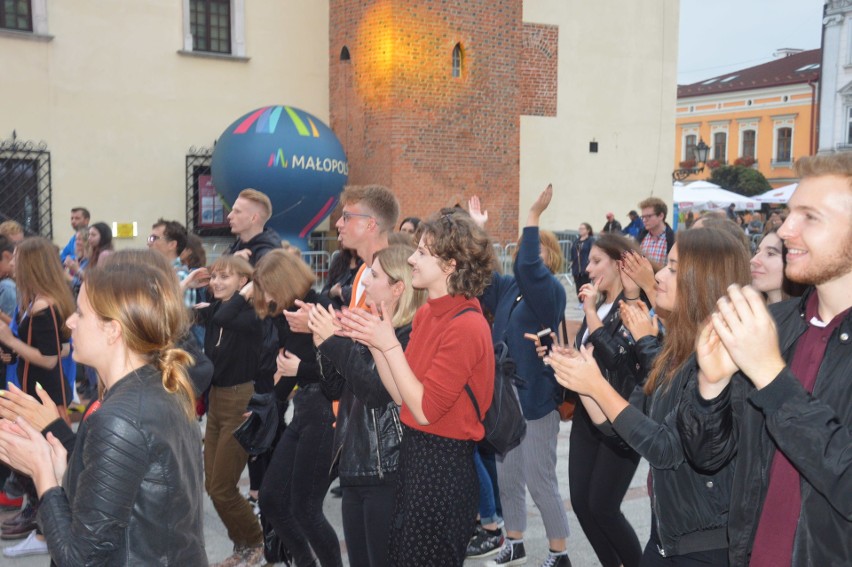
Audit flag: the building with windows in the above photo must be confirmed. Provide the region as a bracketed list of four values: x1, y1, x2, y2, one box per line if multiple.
[2, 0, 677, 248]
[818, 0, 852, 153]
[674, 49, 820, 187]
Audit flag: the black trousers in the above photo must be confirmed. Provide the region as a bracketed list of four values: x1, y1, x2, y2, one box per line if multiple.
[341, 483, 396, 567]
[258, 387, 342, 567]
[388, 426, 478, 567]
[569, 409, 642, 567]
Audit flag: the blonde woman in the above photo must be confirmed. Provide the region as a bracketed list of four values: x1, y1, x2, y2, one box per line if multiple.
[338, 209, 496, 566]
[310, 244, 426, 567]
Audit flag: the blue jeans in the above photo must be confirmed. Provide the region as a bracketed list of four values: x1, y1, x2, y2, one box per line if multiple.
[474, 448, 500, 525]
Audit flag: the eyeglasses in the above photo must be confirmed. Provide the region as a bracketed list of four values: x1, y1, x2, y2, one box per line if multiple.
[640, 214, 659, 220]
[147, 235, 162, 244]
[341, 211, 373, 223]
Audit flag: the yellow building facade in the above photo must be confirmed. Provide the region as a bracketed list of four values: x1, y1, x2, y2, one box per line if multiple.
[1, 0, 677, 249]
[674, 49, 820, 187]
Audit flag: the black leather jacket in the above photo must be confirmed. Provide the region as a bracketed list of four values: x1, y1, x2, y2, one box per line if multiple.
[578, 294, 645, 400]
[678, 290, 852, 566]
[318, 325, 410, 485]
[38, 365, 207, 566]
[610, 353, 730, 557]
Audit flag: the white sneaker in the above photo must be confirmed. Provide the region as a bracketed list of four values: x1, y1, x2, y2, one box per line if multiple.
[3, 530, 49, 557]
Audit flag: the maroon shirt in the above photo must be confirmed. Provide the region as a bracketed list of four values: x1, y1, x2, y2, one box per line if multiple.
[750, 294, 851, 566]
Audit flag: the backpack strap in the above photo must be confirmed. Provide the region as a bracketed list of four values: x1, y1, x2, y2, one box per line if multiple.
[452, 307, 485, 422]
[464, 384, 483, 422]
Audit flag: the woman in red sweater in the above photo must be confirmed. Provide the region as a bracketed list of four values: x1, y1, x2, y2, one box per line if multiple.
[339, 209, 496, 566]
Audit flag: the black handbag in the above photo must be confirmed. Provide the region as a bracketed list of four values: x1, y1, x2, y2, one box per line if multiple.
[261, 513, 292, 565]
[232, 392, 279, 456]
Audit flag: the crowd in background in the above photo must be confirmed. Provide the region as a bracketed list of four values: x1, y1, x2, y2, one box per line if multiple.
[0, 152, 849, 567]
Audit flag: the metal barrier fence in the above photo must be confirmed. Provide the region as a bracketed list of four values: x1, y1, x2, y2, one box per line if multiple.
[302, 251, 331, 291]
[492, 238, 578, 276]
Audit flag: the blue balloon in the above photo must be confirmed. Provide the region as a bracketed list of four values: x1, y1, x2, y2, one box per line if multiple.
[212, 105, 348, 248]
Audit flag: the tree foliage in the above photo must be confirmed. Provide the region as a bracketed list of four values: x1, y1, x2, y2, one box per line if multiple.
[709, 165, 772, 197]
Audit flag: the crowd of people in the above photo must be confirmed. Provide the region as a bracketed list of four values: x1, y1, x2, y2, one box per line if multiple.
[0, 151, 848, 567]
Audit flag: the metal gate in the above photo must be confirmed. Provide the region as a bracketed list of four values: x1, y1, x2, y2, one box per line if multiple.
[0, 133, 53, 238]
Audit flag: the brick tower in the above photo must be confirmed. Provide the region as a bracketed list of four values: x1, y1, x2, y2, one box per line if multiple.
[330, 0, 553, 243]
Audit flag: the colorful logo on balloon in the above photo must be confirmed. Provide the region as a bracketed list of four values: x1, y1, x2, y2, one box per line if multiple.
[212, 106, 348, 247]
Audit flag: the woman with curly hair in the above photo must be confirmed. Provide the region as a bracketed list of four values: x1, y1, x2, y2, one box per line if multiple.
[338, 209, 496, 566]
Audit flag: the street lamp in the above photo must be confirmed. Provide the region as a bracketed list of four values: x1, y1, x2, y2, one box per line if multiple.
[672, 138, 711, 182]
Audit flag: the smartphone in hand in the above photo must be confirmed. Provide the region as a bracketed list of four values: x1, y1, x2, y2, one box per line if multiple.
[537, 328, 554, 351]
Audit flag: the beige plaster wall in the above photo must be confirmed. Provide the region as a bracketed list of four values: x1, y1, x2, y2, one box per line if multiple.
[519, 0, 679, 236]
[1, 0, 328, 248]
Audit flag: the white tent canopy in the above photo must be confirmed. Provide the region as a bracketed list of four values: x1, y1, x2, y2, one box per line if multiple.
[754, 183, 797, 204]
[672, 180, 760, 212]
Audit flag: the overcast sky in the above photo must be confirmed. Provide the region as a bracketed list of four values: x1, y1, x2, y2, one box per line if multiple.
[678, 0, 825, 85]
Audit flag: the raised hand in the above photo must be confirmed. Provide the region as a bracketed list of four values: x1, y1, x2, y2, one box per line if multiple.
[467, 195, 489, 228]
[545, 345, 606, 397]
[578, 281, 600, 312]
[694, 320, 739, 399]
[239, 281, 254, 299]
[182, 268, 211, 290]
[621, 251, 657, 304]
[0, 416, 63, 496]
[0, 382, 62, 431]
[308, 303, 339, 347]
[620, 300, 658, 340]
[337, 302, 399, 352]
[710, 285, 785, 389]
[527, 184, 553, 226]
[283, 299, 313, 334]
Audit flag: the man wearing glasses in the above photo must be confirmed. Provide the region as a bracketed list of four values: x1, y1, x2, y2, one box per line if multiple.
[147, 218, 194, 306]
[637, 197, 674, 269]
[334, 185, 399, 310]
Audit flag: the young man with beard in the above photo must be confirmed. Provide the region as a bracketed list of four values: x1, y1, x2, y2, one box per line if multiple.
[678, 152, 852, 566]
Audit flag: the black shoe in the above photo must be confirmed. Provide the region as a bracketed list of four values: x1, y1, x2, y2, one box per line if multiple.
[466, 524, 504, 558]
[485, 538, 527, 566]
[540, 552, 572, 567]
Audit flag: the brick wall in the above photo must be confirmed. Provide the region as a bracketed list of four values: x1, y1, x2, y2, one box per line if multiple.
[329, 0, 524, 244]
[521, 23, 558, 117]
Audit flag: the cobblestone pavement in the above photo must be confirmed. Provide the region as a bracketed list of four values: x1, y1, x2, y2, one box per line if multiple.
[1, 419, 651, 566]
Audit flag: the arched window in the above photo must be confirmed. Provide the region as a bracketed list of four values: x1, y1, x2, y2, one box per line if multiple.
[452, 43, 463, 78]
[340, 46, 350, 62]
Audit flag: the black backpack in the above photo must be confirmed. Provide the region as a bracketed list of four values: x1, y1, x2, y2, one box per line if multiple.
[455, 307, 527, 455]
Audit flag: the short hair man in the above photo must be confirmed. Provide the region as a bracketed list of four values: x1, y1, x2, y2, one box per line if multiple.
[148, 219, 188, 262]
[148, 219, 193, 305]
[602, 212, 622, 234]
[679, 152, 852, 566]
[334, 185, 399, 309]
[623, 210, 643, 239]
[0, 220, 24, 245]
[60, 207, 90, 262]
[637, 197, 674, 268]
[226, 188, 281, 267]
